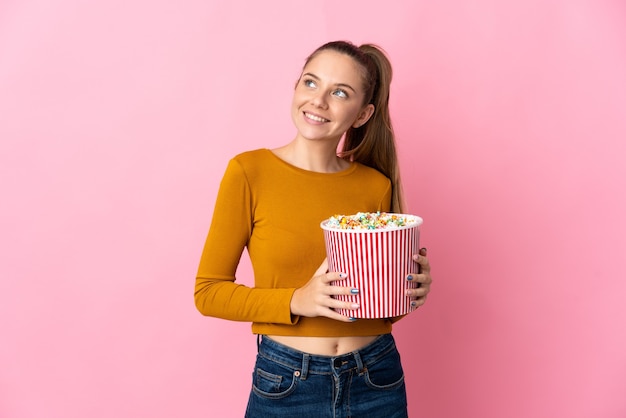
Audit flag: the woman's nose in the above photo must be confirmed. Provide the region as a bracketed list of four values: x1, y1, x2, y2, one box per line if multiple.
[310, 91, 328, 109]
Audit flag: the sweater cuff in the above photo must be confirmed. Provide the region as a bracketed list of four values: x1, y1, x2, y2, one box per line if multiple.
[285, 288, 300, 325]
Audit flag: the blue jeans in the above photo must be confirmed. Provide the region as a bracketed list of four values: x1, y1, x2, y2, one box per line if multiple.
[245, 333, 408, 418]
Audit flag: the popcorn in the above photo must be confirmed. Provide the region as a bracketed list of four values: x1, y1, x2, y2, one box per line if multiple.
[324, 212, 417, 230]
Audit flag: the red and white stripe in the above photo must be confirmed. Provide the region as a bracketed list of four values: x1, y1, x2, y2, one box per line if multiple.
[324, 224, 420, 319]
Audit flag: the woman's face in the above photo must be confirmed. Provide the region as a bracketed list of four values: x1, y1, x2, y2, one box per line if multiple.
[291, 50, 374, 144]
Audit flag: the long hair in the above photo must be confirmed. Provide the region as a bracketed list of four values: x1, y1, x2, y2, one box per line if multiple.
[303, 41, 405, 212]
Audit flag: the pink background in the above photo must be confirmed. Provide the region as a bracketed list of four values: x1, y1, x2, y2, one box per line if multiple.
[1, 1, 625, 417]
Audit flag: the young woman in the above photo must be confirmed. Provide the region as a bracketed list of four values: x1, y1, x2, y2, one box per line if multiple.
[195, 40, 432, 417]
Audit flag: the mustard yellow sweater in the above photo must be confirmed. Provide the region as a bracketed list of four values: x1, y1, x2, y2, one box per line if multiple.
[195, 149, 396, 336]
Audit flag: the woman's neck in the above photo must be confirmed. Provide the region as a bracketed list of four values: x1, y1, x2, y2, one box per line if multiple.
[272, 138, 350, 173]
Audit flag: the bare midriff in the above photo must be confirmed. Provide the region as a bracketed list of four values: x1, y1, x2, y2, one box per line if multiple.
[266, 335, 378, 356]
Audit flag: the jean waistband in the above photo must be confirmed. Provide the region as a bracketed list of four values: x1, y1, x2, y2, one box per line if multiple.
[257, 334, 397, 378]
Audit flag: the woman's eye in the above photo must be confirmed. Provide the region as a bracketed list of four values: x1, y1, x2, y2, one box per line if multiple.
[304, 79, 316, 88]
[333, 89, 348, 99]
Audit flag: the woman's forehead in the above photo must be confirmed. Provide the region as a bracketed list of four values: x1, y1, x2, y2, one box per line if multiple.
[303, 50, 366, 84]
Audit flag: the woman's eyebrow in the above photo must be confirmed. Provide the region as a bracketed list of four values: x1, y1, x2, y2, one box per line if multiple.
[302, 72, 357, 93]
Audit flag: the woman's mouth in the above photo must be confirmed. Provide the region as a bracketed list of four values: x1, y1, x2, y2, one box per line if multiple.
[304, 112, 329, 123]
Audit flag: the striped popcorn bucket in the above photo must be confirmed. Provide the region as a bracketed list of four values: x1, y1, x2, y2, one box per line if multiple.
[321, 215, 423, 319]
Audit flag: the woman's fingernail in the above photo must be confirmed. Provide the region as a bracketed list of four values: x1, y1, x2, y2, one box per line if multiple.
[349, 317, 358, 321]
[350, 288, 360, 294]
[411, 301, 417, 307]
[339, 273, 347, 278]
[351, 303, 360, 309]
[413, 254, 420, 261]
[407, 274, 413, 281]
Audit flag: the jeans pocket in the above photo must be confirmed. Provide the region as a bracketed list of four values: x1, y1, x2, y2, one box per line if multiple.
[363, 347, 405, 390]
[251, 363, 299, 399]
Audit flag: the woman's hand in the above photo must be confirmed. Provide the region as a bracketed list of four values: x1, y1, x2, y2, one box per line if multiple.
[290, 259, 359, 322]
[406, 248, 432, 310]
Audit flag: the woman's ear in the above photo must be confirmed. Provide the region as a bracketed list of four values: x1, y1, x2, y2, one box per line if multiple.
[352, 104, 375, 128]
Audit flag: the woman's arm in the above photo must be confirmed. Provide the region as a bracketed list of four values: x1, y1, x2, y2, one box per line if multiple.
[194, 158, 297, 325]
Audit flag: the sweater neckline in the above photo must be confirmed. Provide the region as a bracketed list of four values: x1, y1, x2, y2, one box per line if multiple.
[262, 148, 358, 177]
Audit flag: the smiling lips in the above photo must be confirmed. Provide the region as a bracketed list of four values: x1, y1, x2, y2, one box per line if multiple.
[304, 111, 329, 123]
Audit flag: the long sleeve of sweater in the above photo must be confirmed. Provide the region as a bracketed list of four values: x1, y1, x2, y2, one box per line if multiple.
[194, 157, 297, 324]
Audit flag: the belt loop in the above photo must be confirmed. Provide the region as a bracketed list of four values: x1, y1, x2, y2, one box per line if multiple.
[353, 350, 365, 374]
[301, 353, 310, 380]
[256, 334, 261, 352]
